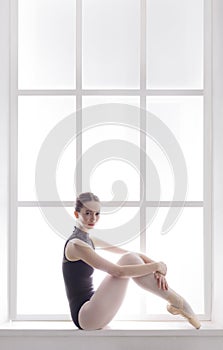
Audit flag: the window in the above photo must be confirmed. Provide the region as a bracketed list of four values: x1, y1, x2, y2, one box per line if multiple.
[10, 0, 211, 321]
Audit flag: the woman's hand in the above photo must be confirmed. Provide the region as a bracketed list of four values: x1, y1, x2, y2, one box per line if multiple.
[154, 271, 168, 290]
[156, 261, 167, 276]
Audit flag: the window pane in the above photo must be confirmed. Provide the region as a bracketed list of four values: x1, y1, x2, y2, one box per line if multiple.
[17, 207, 74, 315]
[18, 0, 76, 89]
[56, 140, 77, 201]
[146, 0, 203, 89]
[82, 101, 140, 201]
[146, 96, 203, 201]
[82, 0, 140, 88]
[146, 207, 204, 314]
[83, 96, 140, 108]
[94, 206, 140, 247]
[18, 96, 76, 201]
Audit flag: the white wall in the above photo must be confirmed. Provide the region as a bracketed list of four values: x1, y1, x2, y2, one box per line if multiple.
[1, 0, 223, 348]
[0, 0, 9, 324]
[212, 0, 223, 325]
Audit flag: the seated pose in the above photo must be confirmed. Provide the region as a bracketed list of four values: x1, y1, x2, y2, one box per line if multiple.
[62, 192, 201, 330]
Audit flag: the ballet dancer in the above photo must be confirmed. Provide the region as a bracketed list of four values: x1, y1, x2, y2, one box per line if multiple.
[62, 192, 201, 330]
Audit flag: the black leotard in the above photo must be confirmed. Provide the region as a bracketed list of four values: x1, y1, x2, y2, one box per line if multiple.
[62, 226, 95, 329]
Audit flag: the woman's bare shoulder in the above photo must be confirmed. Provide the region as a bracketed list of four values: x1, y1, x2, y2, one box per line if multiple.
[69, 238, 92, 248]
[65, 238, 92, 261]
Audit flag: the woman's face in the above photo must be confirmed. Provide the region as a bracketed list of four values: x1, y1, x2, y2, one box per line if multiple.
[75, 200, 101, 231]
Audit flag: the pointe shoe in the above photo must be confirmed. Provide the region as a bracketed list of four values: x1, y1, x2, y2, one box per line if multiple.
[167, 303, 201, 329]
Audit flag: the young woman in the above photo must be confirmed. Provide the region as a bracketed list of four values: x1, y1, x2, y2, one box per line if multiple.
[62, 192, 200, 330]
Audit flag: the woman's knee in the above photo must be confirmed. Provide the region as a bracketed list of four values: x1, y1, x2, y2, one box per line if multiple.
[117, 252, 144, 265]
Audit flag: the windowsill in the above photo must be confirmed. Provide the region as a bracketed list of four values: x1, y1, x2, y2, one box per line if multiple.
[0, 320, 223, 337]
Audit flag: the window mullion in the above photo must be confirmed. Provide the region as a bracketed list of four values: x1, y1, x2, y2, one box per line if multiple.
[76, 0, 82, 194]
[17, 89, 204, 96]
[203, 0, 212, 319]
[139, 0, 147, 318]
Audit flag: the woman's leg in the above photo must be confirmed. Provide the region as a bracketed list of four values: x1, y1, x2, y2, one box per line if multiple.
[133, 265, 200, 329]
[78, 252, 140, 330]
[78, 252, 200, 330]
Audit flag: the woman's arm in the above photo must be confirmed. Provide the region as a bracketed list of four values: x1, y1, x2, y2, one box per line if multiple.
[91, 237, 158, 264]
[91, 236, 129, 254]
[66, 240, 166, 278]
[90, 237, 168, 278]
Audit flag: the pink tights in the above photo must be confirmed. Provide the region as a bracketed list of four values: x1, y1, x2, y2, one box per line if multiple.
[78, 252, 194, 330]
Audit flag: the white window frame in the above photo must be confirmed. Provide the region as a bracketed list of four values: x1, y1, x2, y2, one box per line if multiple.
[7, 0, 212, 322]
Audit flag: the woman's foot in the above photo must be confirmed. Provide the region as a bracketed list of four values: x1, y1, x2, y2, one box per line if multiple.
[167, 302, 201, 329]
